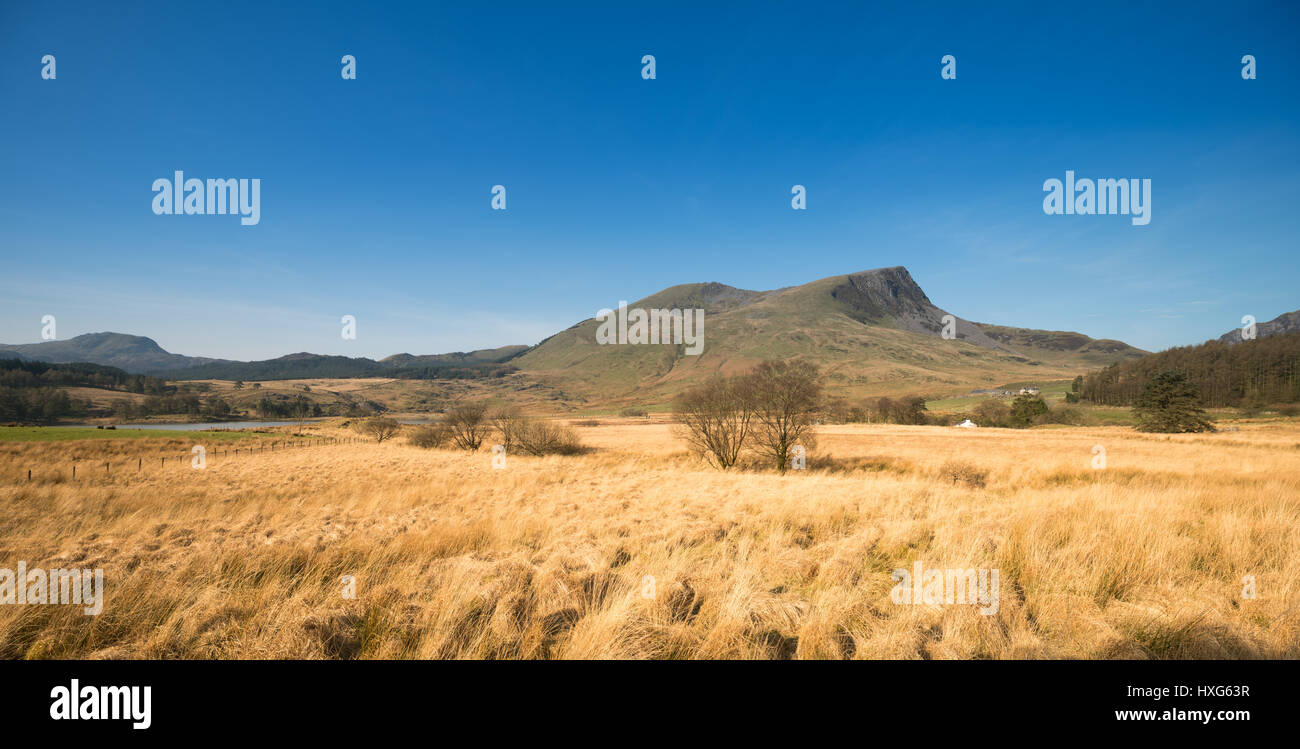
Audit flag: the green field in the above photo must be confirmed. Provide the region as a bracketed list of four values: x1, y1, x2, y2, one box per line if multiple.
[0, 426, 274, 443]
[926, 379, 1075, 411]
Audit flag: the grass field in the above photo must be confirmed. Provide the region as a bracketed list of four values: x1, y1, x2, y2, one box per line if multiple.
[925, 379, 1075, 411]
[1, 418, 1297, 659]
[0, 426, 274, 443]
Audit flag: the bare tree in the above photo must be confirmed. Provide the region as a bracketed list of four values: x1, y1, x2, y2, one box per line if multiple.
[742, 360, 822, 473]
[291, 395, 313, 429]
[673, 376, 753, 469]
[490, 405, 526, 450]
[445, 402, 491, 450]
[359, 417, 400, 443]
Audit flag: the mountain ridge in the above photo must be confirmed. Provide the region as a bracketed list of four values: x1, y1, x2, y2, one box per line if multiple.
[1, 268, 1154, 398]
[1215, 310, 1300, 345]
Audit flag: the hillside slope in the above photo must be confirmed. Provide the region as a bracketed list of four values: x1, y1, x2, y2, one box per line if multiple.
[513, 267, 1147, 403]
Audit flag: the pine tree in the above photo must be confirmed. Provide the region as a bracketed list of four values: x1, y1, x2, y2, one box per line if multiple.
[1010, 394, 1048, 427]
[1134, 370, 1212, 433]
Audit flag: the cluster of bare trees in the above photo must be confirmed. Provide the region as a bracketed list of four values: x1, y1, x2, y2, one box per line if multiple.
[400, 403, 585, 455]
[488, 406, 585, 455]
[674, 359, 822, 472]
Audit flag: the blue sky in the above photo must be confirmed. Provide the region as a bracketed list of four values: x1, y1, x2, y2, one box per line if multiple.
[1, 0, 1297, 360]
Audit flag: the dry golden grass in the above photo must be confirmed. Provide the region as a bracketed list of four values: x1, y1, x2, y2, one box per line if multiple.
[1, 419, 1297, 659]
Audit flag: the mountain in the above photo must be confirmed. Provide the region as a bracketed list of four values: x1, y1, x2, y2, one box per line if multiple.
[1, 268, 1149, 402]
[0, 332, 219, 372]
[1215, 310, 1300, 345]
[511, 266, 1148, 401]
[379, 346, 527, 367]
[170, 353, 386, 380]
[0, 330, 527, 379]
[171, 346, 525, 381]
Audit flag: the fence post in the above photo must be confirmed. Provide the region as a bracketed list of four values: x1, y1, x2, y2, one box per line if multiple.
[72, 465, 76, 479]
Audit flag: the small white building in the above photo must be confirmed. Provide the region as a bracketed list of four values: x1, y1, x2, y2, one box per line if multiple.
[954, 419, 978, 428]
[1018, 388, 1040, 396]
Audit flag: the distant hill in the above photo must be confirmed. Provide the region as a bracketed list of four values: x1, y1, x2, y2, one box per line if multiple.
[168, 353, 387, 380]
[170, 346, 523, 381]
[379, 346, 527, 367]
[975, 324, 1146, 368]
[0, 332, 219, 372]
[1215, 310, 1300, 345]
[0, 332, 525, 381]
[512, 266, 1148, 401]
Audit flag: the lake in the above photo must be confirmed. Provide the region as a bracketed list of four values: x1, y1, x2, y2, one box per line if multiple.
[63, 420, 315, 431]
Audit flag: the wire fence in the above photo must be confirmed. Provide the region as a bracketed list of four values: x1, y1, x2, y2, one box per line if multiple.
[20, 436, 371, 482]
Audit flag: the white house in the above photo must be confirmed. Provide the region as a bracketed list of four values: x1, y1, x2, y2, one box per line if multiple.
[954, 419, 978, 428]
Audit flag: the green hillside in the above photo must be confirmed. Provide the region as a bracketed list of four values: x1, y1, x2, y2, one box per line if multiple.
[513, 267, 1148, 405]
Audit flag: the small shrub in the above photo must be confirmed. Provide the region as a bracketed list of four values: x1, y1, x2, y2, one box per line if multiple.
[938, 460, 988, 488]
[515, 419, 586, 456]
[619, 408, 648, 418]
[972, 399, 1011, 428]
[408, 423, 451, 448]
[1043, 404, 1089, 426]
[815, 455, 914, 475]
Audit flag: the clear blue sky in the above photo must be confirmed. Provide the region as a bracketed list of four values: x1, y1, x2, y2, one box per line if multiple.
[2, 0, 1297, 360]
